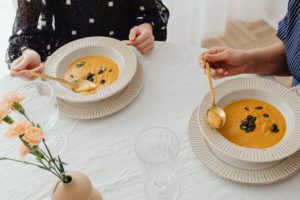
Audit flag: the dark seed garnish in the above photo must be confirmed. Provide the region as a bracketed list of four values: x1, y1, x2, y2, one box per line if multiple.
[247, 115, 254, 120]
[109, 69, 113, 72]
[241, 119, 248, 124]
[263, 114, 269, 118]
[100, 80, 106, 85]
[86, 73, 95, 82]
[270, 124, 279, 133]
[240, 125, 247, 130]
[98, 69, 103, 75]
[70, 75, 74, 78]
[255, 106, 263, 110]
[240, 115, 257, 133]
[249, 117, 257, 123]
[246, 125, 256, 133]
[87, 77, 94, 82]
[245, 107, 250, 111]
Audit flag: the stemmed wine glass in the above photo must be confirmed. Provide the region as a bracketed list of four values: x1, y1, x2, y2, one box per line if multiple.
[17, 81, 67, 155]
[135, 127, 181, 200]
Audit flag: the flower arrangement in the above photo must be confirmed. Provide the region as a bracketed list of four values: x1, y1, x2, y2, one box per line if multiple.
[0, 91, 70, 183]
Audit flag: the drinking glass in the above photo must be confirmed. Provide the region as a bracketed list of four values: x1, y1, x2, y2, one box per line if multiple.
[135, 127, 180, 200]
[17, 81, 67, 155]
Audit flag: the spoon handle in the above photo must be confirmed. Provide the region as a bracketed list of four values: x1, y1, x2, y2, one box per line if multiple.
[30, 71, 69, 85]
[205, 62, 216, 105]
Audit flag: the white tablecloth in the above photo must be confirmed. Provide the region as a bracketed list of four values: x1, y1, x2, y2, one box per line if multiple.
[0, 42, 300, 200]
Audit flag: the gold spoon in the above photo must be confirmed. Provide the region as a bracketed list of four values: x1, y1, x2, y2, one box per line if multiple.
[30, 71, 97, 93]
[205, 62, 226, 129]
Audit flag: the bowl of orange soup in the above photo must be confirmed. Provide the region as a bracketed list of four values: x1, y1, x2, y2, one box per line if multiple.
[197, 77, 300, 167]
[45, 37, 137, 103]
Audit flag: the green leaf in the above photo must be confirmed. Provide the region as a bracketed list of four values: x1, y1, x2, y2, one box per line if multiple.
[13, 103, 25, 114]
[3, 116, 14, 124]
[58, 156, 65, 173]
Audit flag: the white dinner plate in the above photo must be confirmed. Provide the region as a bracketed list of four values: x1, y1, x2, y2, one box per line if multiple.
[57, 63, 143, 119]
[46, 37, 137, 103]
[198, 78, 300, 163]
[189, 108, 300, 185]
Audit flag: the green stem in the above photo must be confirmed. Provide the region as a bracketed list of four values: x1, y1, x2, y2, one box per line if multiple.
[37, 158, 62, 179]
[38, 148, 61, 175]
[42, 140, 64, 178]
[1, 157, 45, 168]
[23, 113, 31, 122]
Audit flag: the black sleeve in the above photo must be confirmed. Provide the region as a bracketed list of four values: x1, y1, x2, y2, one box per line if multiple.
[132, 0, 170, 41]
[6, 0, 54, 67]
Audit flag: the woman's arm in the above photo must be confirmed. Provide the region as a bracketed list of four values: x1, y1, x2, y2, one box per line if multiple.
[132, 0, 170, 41]
[6, 0, 54, 67]
[247, 42, 290, 76]
[200, 41, 290, 79]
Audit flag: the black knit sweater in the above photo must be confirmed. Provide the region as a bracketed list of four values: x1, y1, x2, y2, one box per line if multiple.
[6, 0, 169, 65]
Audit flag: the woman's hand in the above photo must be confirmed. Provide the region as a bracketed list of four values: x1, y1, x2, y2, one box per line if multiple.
[128, 23, 155, 55]
[200, 47, 250, 79]
[10, 49, 44, 81]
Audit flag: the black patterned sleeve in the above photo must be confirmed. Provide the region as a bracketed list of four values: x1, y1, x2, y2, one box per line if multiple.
[132, 0, 170, 41]
[6, 0, 54, 67]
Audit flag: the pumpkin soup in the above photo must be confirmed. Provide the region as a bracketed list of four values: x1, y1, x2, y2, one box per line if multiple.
[218, 99, 286, 149]
[64, 56, 119, 95]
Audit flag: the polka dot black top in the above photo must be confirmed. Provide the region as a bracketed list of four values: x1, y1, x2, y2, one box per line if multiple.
[6, 0, 169, 65]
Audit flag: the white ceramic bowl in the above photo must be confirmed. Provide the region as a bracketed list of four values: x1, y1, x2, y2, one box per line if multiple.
[45, 37, 137, 103]
[197, 78, 300, 164]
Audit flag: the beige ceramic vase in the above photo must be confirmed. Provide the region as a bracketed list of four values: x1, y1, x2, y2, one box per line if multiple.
[52, 172, 103, 200]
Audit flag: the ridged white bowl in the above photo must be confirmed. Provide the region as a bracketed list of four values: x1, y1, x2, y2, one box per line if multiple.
[197, 78, 300, 163]
[45, 37, 137, 103]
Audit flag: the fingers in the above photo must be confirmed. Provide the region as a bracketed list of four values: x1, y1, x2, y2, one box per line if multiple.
[10, 70, 27, 78]
[11, 64, 45, 81]
[11, 56, 23, 69]
[207, 47, 228, 55]
[128, 25, 154, 55]
[199, 47, 230, 66]
[204, 51, 229, 63]
[128, 27, 140, 42]
[25, 64, 45, 80]
[11, 56, 30, 71]
[136, 36, 153, 50]
[139, 43, 154, 55]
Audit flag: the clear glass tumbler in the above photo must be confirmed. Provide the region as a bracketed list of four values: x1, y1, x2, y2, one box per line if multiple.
[135, 127, 180, 200]
[17, 81, 67, 155]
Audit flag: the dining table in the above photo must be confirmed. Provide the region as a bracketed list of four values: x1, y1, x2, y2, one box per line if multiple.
[0, 41, 300, 200]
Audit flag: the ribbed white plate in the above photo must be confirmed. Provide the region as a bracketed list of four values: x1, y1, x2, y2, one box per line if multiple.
[46, 37, 137, 103]
[57, 64, 143, 119]
[189, 108, 300, 185]
[198, 78, 300, 162]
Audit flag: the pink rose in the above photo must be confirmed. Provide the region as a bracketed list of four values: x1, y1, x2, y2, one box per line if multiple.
[19, 144, 30, 157]
[4, 120, 32, 138]
[22, 127, 44, 146]
[3, 91, 26, 106]
[0, 100, 9, 121]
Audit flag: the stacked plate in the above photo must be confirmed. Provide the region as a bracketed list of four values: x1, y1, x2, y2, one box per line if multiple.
[189, 78, 300, 185]
[45, 37, 143, 119]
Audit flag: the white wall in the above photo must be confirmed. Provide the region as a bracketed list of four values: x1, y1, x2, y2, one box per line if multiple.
[0, 1, 15, 78]
[164, 0, 228, 45]
[264, 0, 289, 30]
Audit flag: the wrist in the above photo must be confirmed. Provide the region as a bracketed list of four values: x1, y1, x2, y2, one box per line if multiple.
[140, 23, 153, 32]
[244, 50, 257, 74]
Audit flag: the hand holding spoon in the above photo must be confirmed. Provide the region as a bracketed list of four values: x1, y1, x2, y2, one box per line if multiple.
[205, 62, 226, 129]
[29, 71, 97, 93]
